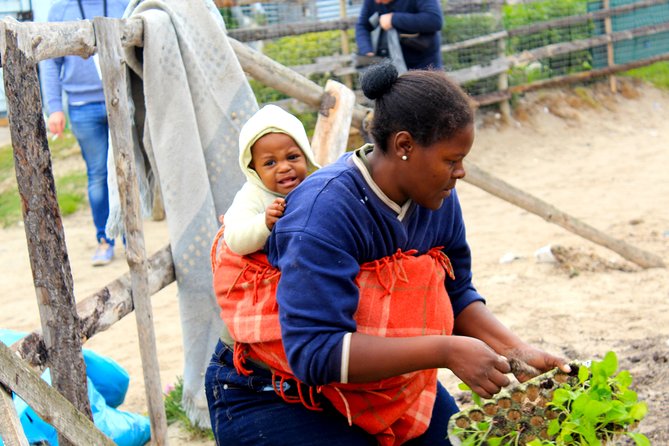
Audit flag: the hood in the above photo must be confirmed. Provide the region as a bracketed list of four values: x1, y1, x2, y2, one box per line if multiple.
[238, 104, 320, 195]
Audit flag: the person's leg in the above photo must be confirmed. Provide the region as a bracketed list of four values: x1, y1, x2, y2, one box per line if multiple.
[404, 381, 459, 446]
[69, 102, 112, 245]
[205, 341, 376, 446]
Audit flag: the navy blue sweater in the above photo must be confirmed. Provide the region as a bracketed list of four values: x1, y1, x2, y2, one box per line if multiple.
[267, 149, 483, 386]
[355, 0, 443, 69]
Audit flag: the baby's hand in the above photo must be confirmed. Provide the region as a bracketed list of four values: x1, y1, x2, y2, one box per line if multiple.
[265, 198, 286, 230]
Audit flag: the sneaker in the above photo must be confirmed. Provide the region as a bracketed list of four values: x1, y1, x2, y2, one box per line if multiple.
[92, 240, 114, 266]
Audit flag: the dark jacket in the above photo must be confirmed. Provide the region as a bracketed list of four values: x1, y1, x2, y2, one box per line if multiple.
[355, 0, 444, 70]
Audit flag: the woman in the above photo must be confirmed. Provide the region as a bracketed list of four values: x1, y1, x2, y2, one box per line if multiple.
[206, 63, 569, 446]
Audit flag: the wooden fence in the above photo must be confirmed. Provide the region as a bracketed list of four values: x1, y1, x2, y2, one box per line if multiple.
[226, 0, 669, 115]
[0, 3, 665, 444]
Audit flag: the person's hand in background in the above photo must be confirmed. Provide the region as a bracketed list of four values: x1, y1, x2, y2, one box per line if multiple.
[48, 111, 66, 138]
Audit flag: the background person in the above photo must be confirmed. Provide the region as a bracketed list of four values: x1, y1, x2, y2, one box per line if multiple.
[41, 0, 129, 266]
[206, 63, 569, 445]
[355, 0, 444, 70]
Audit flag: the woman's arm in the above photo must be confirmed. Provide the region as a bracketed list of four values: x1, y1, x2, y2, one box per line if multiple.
[454, 301, 571, 381]
[347, 332, 511, 399]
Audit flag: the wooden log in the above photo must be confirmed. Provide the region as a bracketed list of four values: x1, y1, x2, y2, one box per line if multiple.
[228, 37, 371, 129]
[13, 245, 175, 370]
[94, 17, 168, 445]
[464, 162, 665, 269]
[1, 19, 93, 442]
[227, 17, 357, 42]
[441, 30, 507, 53]
[311, 80, 356, 166]
[0, 384, 29, 446]
[0, 343, 115, 446]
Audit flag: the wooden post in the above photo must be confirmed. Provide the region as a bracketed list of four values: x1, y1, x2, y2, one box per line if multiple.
[0, 343, 115, 446]
[604, 0, 618, 93]
[492, 2, 511, 123]
[339, 0, 353, 89]
[464, 162, 665, 269]
[93, 17, 168, 445]
[311, 80, 356, 166]
[1, 19, 92, 446]
[0, 384, 29, 446]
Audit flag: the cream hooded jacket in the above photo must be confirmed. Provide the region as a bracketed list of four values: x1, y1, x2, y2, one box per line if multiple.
[223, 105, 319, 255]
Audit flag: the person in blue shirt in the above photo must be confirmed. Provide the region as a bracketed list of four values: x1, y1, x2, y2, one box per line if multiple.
[355, 0, 444, 70]
[41, 0, 129, 266]
[205, 63, 569, 445]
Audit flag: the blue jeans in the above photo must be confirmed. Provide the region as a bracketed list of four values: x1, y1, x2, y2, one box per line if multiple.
[68, 101, 113, 245]
[204, 340, 457, 445]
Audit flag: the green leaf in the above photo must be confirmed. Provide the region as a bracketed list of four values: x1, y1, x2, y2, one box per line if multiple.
[552, 388, 572, 405]
[614, 370, 633, 389]
[547, 418, 561, 436]
[628, 432, 651, 446]
[601, 351, 618, 377]
[487, 438, 503, 446]
[578, 363, 590, 383]
[629, 402, 648, 420]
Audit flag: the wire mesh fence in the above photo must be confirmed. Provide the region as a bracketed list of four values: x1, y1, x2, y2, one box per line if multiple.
[219, 0, 669, 106]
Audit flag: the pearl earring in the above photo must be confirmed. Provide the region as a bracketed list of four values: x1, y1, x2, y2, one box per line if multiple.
[401, 155, 408, 161]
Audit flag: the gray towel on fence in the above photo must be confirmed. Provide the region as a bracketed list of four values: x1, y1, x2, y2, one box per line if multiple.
[107, 0, 258, 427]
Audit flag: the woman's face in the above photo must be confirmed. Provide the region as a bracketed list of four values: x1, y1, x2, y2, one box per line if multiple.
[396, 124, 474, 210]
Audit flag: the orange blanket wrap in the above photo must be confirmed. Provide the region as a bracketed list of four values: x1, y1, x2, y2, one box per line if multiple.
[211, 227, 455, 445]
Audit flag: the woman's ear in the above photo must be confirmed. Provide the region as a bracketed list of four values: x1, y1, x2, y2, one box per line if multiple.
[392, 131, 414, 161]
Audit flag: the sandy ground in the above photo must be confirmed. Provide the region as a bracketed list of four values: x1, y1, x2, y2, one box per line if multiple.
[1, 79, 668, 444]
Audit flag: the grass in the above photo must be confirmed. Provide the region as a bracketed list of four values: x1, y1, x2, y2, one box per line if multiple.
[623, 61, 669, 90]
[164, 377, 214, 441]
[0, 130, 88, 227]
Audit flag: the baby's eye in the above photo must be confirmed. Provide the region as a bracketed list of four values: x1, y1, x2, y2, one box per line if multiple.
[264, 160, 276, 167]
[288, 153, 302, 161]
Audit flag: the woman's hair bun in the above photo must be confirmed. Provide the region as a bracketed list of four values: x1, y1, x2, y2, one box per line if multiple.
[360, 62, 399, 100]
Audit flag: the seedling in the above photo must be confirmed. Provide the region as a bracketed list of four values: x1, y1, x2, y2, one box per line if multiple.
[447, 351, 649, 446]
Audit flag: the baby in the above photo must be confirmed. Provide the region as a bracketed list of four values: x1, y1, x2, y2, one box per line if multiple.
[223, 105, 320, 255]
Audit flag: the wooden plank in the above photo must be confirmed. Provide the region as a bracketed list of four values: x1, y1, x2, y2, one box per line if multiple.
[507, 0, 668, 37]
[464, 162, 665, 269]
[311, 79, 356, 166]
[93, 17, 168, 445]
[0, 343, 115, 446]
[0, 384, 29, 446]
[441, 30, 507, 53]
[508, 53, 669, 95]
[1, 19, 93, 445]
[227, 17, 357, 42]
[13, 245, 175, 370]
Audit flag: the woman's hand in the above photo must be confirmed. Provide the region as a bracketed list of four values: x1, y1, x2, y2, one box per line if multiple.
[265, 198, 286, 230]
[501, 344, 571, 383]
[445, 336, 511, 399]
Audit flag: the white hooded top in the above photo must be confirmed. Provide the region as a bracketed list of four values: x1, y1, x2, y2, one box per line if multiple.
[223, 105, 320, 255]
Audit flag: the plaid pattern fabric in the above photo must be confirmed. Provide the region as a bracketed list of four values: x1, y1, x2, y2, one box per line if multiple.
[211, 227, 455, 445]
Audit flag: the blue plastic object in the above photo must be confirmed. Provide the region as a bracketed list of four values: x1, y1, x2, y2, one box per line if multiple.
[0, 329, 151, 446]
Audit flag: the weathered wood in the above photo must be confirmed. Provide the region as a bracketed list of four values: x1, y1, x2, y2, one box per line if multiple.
[228, 37, 371, 129]
[94, 17, 168, 445]
[508, 53, 669, 95]
[311, 80, 356, 166]
[507, 0, 669, 37]
[450, 21, 669, 84]
[2, 19, 92, 444]
[0, 384, 29, 446]
[0, 343, 115, 446]
[13, 245, 175, 369]
[441, 30, 507, 53]
[464, 163, 665, 269]
[0, 16, 143, 62]
[472, 90, 511, 107]
[227, 17, 357, 42]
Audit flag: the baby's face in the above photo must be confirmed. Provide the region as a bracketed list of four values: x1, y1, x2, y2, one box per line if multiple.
[250, 133, 308, 195]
